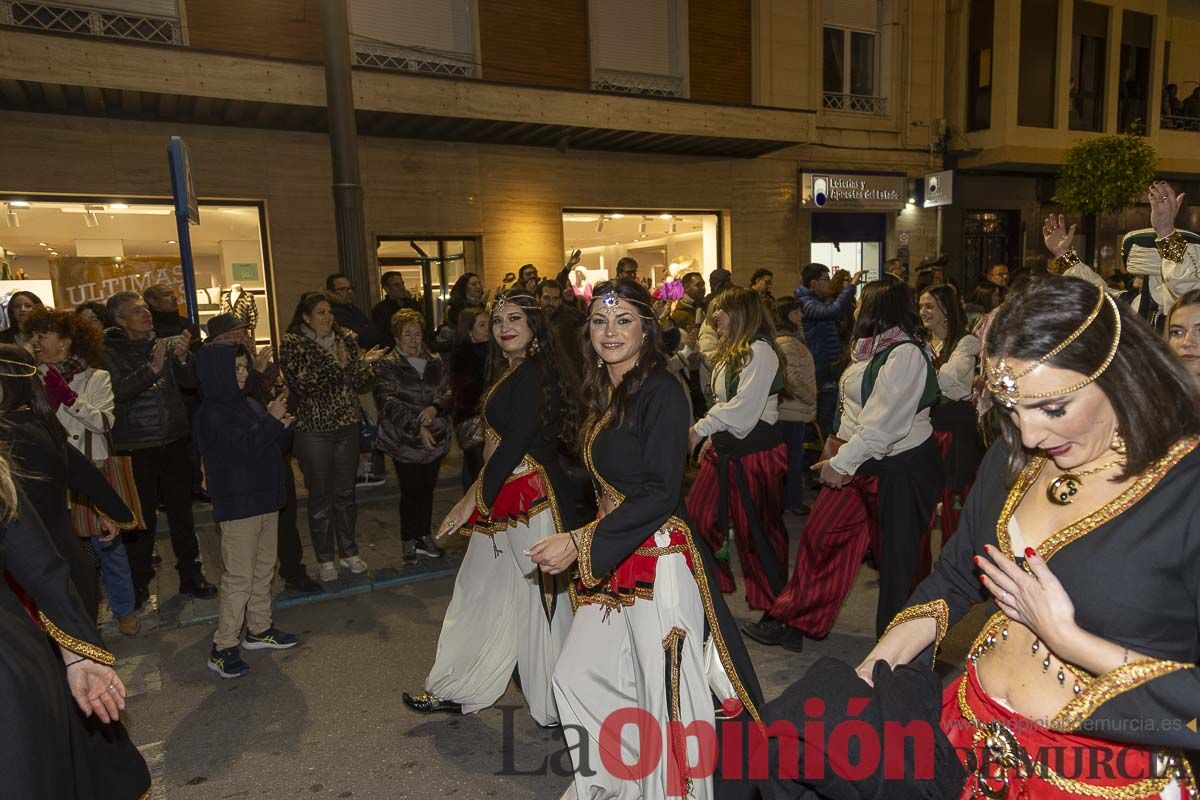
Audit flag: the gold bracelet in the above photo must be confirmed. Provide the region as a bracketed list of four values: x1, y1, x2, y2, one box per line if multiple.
[1055, 250, 1082, 270]
[1156, 230, 1188, 263]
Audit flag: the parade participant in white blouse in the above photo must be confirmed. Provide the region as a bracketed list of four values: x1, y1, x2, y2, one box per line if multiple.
[916, 284, 985, 582]
[685, 288, 795, 650]
[769, 279, 944, 644]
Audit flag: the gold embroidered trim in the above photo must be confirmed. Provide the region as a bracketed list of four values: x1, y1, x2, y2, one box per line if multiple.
[996, 438, 1199, 562]
[1157, 231, 1189, 264]
[1050, 658, 1190, 732]
[956, 674, 1174, 798]
[633, 544, 687, 557]
[882, 599, 949, 661]
[676, 516, 761, 724]
[525, 455, 566, 536]
[574, 584, 655, 610]
[575, 519, 601, 588]
[39, 611, 115, 666]
[1055, 250, 1083, 271]
[583, 409, 626, 506]
[459, 497, 551, 537]
[663, 626, 692, 798]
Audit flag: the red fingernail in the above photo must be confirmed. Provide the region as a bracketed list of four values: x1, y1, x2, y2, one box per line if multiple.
[977, 574, 985, 583]
[973, 555, 980, 565]
[1024, 547, 1037, 559]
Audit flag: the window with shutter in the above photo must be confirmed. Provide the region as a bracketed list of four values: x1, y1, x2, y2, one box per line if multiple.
[0, 0, 182, 44]
[349, 0, 476, 78]
[821, 0, 885, 114]
[589, 0, 686, 98]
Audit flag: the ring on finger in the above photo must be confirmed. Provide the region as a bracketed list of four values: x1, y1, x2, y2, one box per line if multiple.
[1001, 591, 1012, 604]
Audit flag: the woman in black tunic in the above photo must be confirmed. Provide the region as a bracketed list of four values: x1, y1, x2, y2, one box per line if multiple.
[402, 289, 581, 726]
[0, 448, 150, 799]
[528, 280, 764, 799]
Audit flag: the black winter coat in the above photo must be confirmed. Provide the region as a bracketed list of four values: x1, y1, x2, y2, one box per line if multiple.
[102, 328, 196, 451]
[372, 350, 452, 465]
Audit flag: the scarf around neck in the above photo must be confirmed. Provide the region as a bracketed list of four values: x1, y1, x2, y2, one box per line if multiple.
[54, 354, 89, 384]
[851, 326, 915, 363]
[301, 323, 338, 356]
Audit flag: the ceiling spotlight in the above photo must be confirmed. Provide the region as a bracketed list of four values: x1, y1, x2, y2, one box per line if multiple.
[38, 242, 48, 247]
[114, 256, 123, 262]
[5, 208, 19, 228]
[658, 213, 672, 220]
[48, 251, 58, 256]
[611, 213, 625, 219]
[639, 217, 648, 234]
[167, 240, 177, 245]
[109, 203, 128, 210]
[595, 216, 606, 233]
[670, 218, 678, 234]
[84, 211, 99, 228]
[8, 200, 30, 208]
[907, 196, 916, 204]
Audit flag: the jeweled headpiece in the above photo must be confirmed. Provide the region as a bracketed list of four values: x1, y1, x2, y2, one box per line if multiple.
[588, 289, 652, 318]
[984, 285, 1121, 408]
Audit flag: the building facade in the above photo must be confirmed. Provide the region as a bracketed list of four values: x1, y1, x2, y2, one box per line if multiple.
[943, 0, 1200, 283]
[0, 0, 947, 338]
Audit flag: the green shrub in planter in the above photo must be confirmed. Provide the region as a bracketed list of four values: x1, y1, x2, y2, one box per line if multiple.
[1053, 134, 1159, 215]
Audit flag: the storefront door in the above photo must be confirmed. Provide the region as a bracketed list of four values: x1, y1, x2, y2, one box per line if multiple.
[811, 212, 886, 279]
[963, 211, 1019, 280]
[376, 237, 482, 330]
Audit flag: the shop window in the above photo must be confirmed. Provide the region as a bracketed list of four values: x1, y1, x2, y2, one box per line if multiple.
[1118, 10, 1154, 134]
[561, 210, 722, 291]
[349, 0, 477, 78]
[967, 0, 994, 132]
[1069, 1, 1108, 132]
[588, 0, 686, 98]
[1018, 0, 1058, 128]
[0, 196, 274, 343]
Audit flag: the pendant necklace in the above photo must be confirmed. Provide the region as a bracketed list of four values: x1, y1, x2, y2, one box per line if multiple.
[1045, 459, 1123, 505]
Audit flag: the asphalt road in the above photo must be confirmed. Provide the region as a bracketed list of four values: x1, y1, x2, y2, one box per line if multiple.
[111, 512, 985, 800]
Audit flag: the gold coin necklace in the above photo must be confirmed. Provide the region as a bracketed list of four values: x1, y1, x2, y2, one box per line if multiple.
[1045, 459, 1123, 505]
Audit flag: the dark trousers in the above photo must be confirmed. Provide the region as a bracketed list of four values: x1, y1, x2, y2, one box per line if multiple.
[460, 445, 484, 493]
[120, 437, 202, 594]
[294, 424, 359, 563]
[815, 383, 838, 441]
[392, 458, 442, 541]
[780, 420, 808, 511]
[276, 452, 306, 582]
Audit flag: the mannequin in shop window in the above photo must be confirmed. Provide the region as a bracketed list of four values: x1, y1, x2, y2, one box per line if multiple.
[219, 284, 259, 337]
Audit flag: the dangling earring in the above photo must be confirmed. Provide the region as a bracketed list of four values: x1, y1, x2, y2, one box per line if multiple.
[1111, 429, 1127, 457]
[596, 355, 604, 368]
[528, 338, 541, 356]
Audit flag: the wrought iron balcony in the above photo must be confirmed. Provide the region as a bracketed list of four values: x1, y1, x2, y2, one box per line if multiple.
[0, 0, 182, 44]
[822, 92, 888, 115]
[592, 68, 684, 99]
[351, 38, 475, 79]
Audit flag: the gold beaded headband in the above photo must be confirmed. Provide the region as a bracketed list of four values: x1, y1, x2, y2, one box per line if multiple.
[0, 358, 39, 378]
[984, 286, 1121, 409]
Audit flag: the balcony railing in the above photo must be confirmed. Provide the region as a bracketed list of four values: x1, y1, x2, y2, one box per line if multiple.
[1161, 114, 1200, 132]
[351, 38, 475, 79]
[823, 92, 888, 115]
[0, 0, 182, 44]
[592, 68, 684, 99]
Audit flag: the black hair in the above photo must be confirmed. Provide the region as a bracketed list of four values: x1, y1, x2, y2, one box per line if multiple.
[989, 275, 1200, 481]
[380, 270, 404, 287]
[449, 273, 480, 305]
[801, 263, 830, 287]
[536, 279, 563, 297]
[0, 344, 65, 446]
[324, 274, 348, 291]
[682, 271, 703, 289]
[6, 291, 44, 332]
[74, 301, 111, 328]
[485, 289, 579, 453]
[615, 257, 638, 273]
[920, 283, 969, 358]
[852, 278, 925, 343]
[579, 280, 665, 431]
[750, 268, 773, 285]
[968, 280, 1002, 311]
[287, 291, 341, 335]
[774, 296, 803, 334]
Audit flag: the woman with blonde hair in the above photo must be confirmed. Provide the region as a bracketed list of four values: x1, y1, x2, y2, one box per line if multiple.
[373, 308, 452, 565]
[685, 287, 794, 648]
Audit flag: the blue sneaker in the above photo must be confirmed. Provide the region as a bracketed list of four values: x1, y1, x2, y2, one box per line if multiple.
[243, 626, 299, 650]
[208, 645, 250, 679]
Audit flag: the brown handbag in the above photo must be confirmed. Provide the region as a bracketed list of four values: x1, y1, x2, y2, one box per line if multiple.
[69, 419, 145, 537]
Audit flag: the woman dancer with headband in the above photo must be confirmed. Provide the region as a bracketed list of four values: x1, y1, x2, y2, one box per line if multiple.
[402, 289, 580, 726]
[859, 276, 1200, 797]
[528, 280, 763, 800]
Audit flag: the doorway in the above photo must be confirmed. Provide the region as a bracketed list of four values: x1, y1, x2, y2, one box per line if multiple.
[376, 237, 482, 331]
[962, 211, 1018, 281]
[811, 212, 886, 279]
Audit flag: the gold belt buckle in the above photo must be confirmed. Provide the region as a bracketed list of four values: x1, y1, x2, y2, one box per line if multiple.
[973, 721, 1024, 799]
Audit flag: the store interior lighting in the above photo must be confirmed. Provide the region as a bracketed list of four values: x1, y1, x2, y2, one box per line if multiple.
[658, 213, 672, 220]
[595, 215, 606, 233]
[8, 201, 30, 208]
[5, 206, 19, 228]
[639, 217, 648, 234]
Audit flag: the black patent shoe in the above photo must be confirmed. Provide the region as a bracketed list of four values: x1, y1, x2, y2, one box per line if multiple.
[779, 628, 806, 653]
[402, 691, 462, 714]
[741, 616, 789, 647]
[179, 576, 218, 600]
